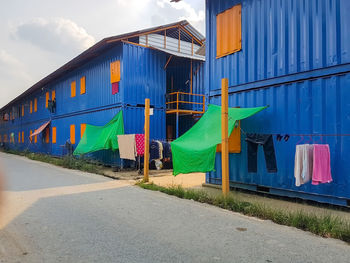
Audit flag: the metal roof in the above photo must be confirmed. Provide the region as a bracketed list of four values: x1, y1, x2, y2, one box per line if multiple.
[151, 46, 205, 61]
[1, 20, 205, 111]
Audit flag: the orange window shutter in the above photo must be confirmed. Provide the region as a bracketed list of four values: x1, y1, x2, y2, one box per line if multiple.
[216, 11, 223, 58]
[71, 81, 76, 97]
[110, 60, 121, 83]
[52, 90, 56, 100]
[70, 124, 75, 144]
[30, 101, 32, 113]
[80, 76, 86, 94]
[216, 122, 241, 153]
[52, 127, 57, 144]
[22, 131, 24, 143]
[80, 123, 86, 138]
[34, 135, 37, 143]
[34, 98, 37, 112]
[30, 130, 32, 142]
[232, 5, 242, 53]
[0, 135, 2, 143]
[46, 92, 50, 108]
[216, 4, 242, 58]
[22, 105, 24, 116]
[45, 128, 49, 143]
[18, 132, 21, 143]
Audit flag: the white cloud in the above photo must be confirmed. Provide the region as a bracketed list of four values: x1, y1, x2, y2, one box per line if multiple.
[0, 1, 205, 108]
[13, 18, 95, 56]
[155, 0, 205, 33]
[0, 50, 33, 108]
[167, 0, 205, 23]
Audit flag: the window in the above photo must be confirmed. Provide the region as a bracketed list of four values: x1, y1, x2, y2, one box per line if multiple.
[45, 127, 49, 143]
[52, 127, 57, 144]
[70, 124, 75, 144]
[80, 76, 86, 94]
[80, 123, 86, 138]
[46, 92, 50, 108]
[22, 105, 24, 116]
[71, 81, 76, 97]
[22, 131, 24, 143]
[0, 135, 2, 142]
[30, 101, 33, 113]
[110, 61, 121, 83]
[34, 98, 37, 112]
[216, 121, 241, 153]
[52, 90, 56, 100]
[110, 61, 121, 95]
[216, 4, 242, 58]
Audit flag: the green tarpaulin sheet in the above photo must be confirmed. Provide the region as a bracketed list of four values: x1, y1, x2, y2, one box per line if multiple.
[171, 105, 267, 175]
[73, 111, 124, 156]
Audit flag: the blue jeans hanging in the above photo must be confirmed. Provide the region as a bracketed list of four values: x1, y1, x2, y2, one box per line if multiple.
[245, 134, 277, 173]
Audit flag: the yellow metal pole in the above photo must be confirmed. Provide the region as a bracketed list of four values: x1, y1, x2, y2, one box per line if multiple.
[144, 98, 150, 182]
[221, 78, 229, 195]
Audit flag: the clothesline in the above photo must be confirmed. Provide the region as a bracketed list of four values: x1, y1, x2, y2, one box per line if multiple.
[238, 127, 350, 137]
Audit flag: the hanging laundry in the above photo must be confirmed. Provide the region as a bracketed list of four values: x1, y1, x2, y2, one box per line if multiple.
[150, 140, 160, 160]
[312, 144, 332, 185]
[112, 82, 119, 95]
[156, 140, 163, 160]
[135, 134, 145, 156]
[117, 134, 136, 161]
[162, 142, 172, 159]
[245, 134, 277, 173]
[294, 144, 313, 187]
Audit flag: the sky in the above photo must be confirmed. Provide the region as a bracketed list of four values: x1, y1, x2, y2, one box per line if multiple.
[0, 0, 205, 108]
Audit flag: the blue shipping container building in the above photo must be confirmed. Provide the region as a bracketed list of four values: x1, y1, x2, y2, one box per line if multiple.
[205, 0, 350, 206]
[0, 21, 205, 166]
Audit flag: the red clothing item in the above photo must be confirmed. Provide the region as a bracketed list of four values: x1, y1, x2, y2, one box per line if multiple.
[112, 82, 119, 95]
[135, 134, 145, 156]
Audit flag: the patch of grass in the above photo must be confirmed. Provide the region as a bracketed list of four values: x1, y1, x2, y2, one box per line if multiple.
[137, 182, 350, 244]
[1, 149, 104, 175]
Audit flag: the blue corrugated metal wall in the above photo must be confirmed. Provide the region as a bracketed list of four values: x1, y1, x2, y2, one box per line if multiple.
[123, 43, 166, 108]
[206, 0, 350, 93]
[1, 43, 125, 154]
[206, 0, 350, 205]
[0, 41, 169, 166]
[52, 44, 124, 115]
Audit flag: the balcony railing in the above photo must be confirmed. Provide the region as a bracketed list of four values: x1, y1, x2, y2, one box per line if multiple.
[166, 92, 205, 114]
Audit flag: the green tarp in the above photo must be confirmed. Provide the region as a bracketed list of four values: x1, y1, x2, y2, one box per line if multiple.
[73, 111, 124, 156]
[171, 105, 267, 175]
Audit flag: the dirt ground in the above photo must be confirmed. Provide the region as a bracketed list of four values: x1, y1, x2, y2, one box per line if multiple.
[150, 172, 205, 188]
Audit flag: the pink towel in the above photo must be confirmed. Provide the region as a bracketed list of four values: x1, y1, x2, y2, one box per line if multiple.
[135, 134, 145, 156]
[312, 144, 332, 185]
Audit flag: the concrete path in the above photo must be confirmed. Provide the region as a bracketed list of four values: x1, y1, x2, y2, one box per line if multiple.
[0, 152, 349, 263]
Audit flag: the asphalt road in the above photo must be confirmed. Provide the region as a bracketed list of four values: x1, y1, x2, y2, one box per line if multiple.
[0, 152, 349, 263]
